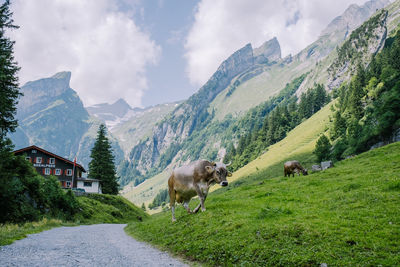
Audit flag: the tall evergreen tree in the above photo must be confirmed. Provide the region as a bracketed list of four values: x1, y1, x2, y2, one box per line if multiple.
[0, 0, 20, 143]
[88, 124, 119, 195]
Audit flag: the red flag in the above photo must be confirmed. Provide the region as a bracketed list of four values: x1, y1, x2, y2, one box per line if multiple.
[74, 157, 76, 167]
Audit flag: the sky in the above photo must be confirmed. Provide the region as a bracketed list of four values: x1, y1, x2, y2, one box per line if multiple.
[9, 0, 379, 108]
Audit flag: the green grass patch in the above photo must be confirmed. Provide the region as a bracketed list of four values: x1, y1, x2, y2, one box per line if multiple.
[126, 142, 400, 266]
[1, 193, 148, 246]
[74, 194, 148, 224]
[0, 218, 67, 246]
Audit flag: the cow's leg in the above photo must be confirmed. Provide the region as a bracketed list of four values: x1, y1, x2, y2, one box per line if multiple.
[193, 203, 201, 213]
[183, 201, 192, 213]
[168, 187, 176, 222]
[194, 185, 207, 212]
[193, 193, 207, 213]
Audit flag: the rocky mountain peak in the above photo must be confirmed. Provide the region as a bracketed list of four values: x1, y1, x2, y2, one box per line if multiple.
[51, 71, 71, 82]
[320, 0, 390, 37]
[253, 37, 281, 64]
[86, 98, 134, 124]
[215, 43, 254, 78]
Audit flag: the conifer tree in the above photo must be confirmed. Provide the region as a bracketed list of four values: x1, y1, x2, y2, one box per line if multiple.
[314, 134, 332, 162]
[0, 0, 20, 143]
[88, 124, 119, 195]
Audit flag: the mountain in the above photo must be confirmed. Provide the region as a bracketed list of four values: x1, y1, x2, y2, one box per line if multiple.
[111, 102, 179, 157]
[119, 0, 393, 189]
[86, 98, 138, 130]
[10, 72, 123, 169]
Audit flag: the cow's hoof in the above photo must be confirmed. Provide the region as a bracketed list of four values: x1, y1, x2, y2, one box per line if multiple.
[201, 208, 206, 212]
[172, 218, 177, 223]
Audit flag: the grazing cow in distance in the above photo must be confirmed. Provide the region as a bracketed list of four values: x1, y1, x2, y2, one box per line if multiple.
[284, 160, 308, 177]
[168, 160, 232, 222]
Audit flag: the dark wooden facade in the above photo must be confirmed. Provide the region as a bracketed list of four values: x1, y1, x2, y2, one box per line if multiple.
[13, 145, 86, 188]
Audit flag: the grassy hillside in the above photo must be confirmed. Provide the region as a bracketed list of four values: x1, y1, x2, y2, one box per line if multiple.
[211, 101, 333, 192]
[121, 170, 170, 214]
[0, 194, 148, 246]
[126, 141, 400, 266]
[122, 100, 333, 211]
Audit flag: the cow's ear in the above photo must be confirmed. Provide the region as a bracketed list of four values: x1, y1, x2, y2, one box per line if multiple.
[211, 161, 217, 167]
[205, 166, 214, 174]
[227, 171, 232, 177]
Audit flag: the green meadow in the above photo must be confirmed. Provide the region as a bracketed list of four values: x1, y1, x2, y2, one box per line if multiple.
[126, 142, 400, 266]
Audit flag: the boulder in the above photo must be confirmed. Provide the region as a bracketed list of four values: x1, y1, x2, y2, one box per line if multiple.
[321, 161, 333, 170]
[312, 165, 322, 172]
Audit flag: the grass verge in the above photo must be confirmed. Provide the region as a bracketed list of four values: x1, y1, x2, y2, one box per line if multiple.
[0, 194, 148, 246]
[126, 142, 400, 266]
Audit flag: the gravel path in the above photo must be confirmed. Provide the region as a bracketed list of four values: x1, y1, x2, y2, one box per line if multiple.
[0, 224, 188, 267]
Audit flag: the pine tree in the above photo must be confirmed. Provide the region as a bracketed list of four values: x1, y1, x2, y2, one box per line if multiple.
[0, 0, 20, 142]
[314, 134, 332, 162]
[88, 124, 119, 195]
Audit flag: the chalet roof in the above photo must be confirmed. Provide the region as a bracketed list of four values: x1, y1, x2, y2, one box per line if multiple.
[77, 177, 100, 182]
[13, 145, 86, 172]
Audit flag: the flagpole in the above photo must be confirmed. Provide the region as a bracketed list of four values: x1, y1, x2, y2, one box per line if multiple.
[72, 157, 76, 188]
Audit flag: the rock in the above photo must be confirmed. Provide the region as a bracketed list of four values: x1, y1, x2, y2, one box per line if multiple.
[321, 161, 334, 170]
[253, 37, 281, 64]
[312, 165, 322, 172]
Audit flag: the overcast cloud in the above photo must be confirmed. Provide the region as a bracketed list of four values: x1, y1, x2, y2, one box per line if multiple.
[10, 0, 160, 107]
[185, 0, 370, 86]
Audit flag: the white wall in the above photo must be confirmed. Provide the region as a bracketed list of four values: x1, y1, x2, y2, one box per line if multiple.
[77, 180, 102, 193]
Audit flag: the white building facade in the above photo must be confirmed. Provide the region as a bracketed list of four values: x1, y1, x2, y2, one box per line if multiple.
[77, 178, 102, 193]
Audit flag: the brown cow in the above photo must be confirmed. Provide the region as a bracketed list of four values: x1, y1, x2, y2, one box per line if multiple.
[284, 160, 308, 177]
[168, 160, 232, 222]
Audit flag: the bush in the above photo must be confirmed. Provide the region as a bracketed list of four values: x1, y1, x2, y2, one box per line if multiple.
[0, 152, 79, 223]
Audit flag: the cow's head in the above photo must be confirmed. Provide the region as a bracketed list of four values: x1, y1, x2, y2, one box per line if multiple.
[302, 169, 308, 175]
[205, 162, 232, 186]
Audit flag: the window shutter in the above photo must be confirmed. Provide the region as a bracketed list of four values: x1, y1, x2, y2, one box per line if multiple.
[42, 168, 45, 175]
[54, 158, 56, 164]
[47, 158, 49, 164]
[33, 157, 36, 163]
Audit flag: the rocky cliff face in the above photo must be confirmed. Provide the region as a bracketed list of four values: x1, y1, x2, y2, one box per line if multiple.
[296, 0, 390, 95]
[253, 37, 281, 64]
[86, 98, 140, 130]
[327, 10, 388, 90]
[123, 43, 258, 179]
[10, 72, 123, 169]
[321, 0, 390, 37]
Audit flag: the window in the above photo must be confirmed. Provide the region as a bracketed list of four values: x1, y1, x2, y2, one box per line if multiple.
[44, 168, 51, 175]
[83, 182, 92, 187]
[55, 169, 61, 175]
[36, 157, 42, 164]
[49, 158, 55, 164]
[66, 181, 71, 188]
[66, 169, 72, 176]
[32, 149, 37, 153]
[25, 156, 31, 162]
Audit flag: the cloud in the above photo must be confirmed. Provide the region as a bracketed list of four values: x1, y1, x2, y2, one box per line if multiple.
[184, 0, 369, 86]
[9, 0, 160, 107]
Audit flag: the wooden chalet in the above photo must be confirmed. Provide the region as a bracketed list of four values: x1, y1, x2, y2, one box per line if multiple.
[13, 145, 101, 193]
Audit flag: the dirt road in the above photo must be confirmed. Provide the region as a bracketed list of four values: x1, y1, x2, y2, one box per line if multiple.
[0, 224, 187, 267]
